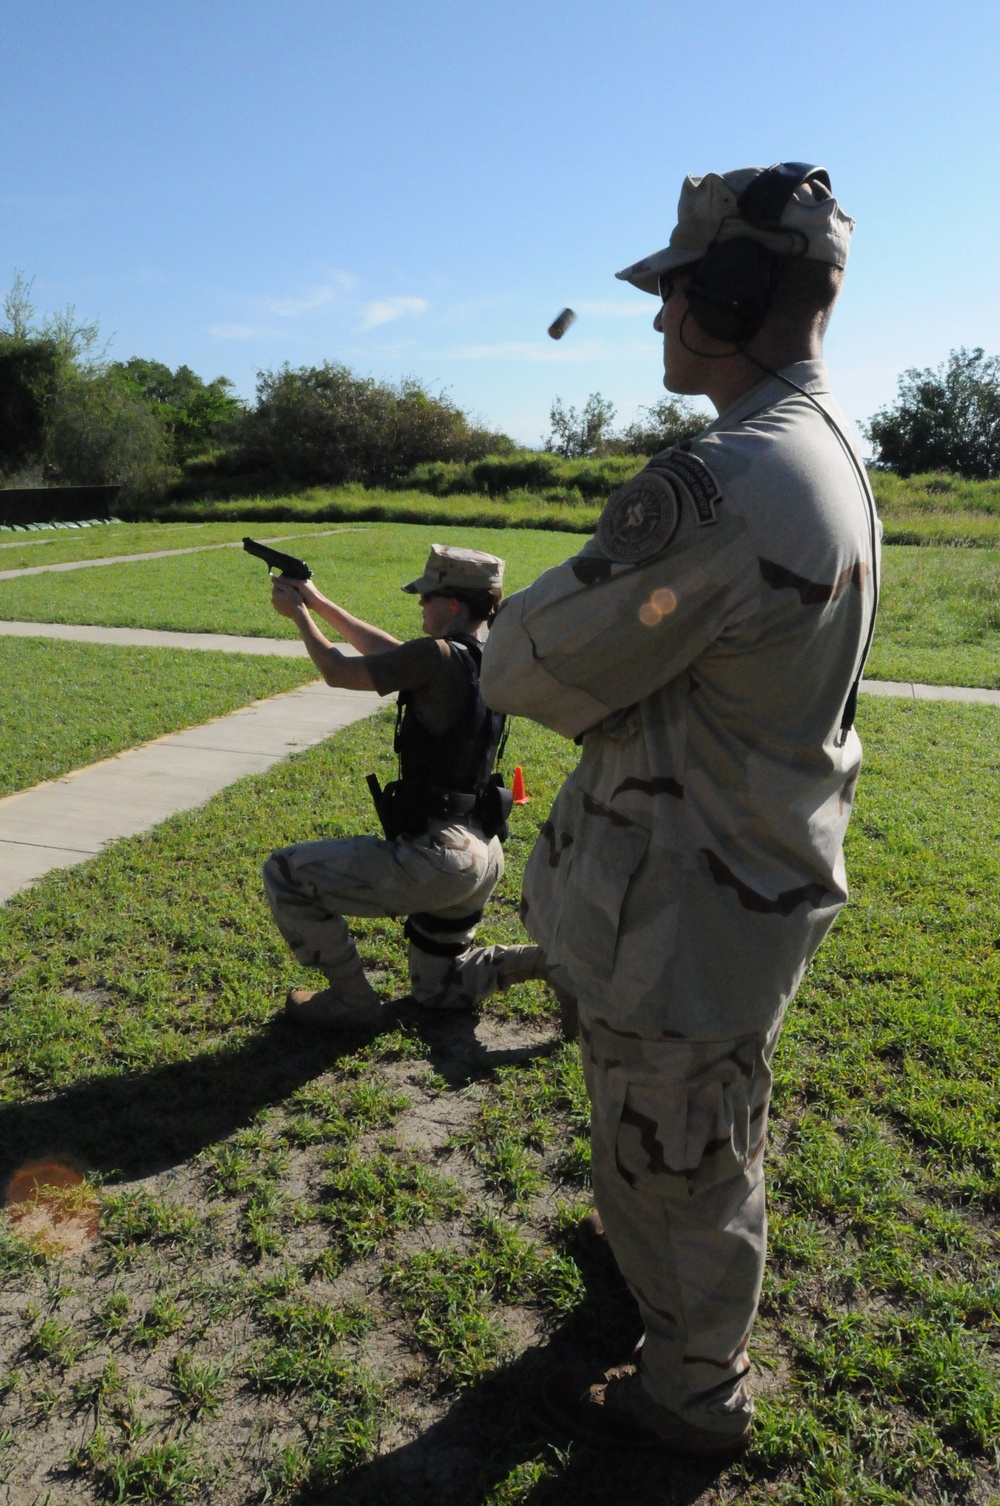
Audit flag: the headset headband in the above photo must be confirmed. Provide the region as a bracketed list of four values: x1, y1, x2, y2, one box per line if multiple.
[737, 162, 831, 229]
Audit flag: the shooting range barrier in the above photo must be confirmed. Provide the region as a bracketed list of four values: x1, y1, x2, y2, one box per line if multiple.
[0, 485, 121, 528]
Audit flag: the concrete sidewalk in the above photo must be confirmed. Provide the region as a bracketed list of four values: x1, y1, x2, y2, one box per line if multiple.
[3, 617, 999, 906]
[4, 620, 1000, 705]
[0, 620, 309, 656]
[861, 678, 1000, 707]
[0, 675, 386, 902]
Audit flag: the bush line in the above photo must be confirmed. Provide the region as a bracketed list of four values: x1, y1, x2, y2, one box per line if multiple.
[113, 459, 1000, 546]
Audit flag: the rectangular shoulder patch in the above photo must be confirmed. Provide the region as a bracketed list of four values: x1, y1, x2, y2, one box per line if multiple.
[649, 448, 721, 526]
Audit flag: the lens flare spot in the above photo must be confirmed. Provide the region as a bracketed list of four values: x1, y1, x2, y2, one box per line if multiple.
[6, 1161, 81, 1203]
[640, 587, 678, 626]
[5, 1161, 99, 1256]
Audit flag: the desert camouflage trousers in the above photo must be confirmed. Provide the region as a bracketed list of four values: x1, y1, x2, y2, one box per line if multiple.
[580, 1012, 781, 1436]
[263, 820, 540, 1006]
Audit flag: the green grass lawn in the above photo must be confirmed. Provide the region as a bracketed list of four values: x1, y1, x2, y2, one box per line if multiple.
[872, 473, 1000, 547]
[0, 699, 998, 1504]
[880, 513, 1000, 547]
[0, 520, 371, 571]
[865, 544, 1000, 687]
[144, 482, 603, 535]
[9, 468, 1000, 564]
[0, 522, 579, 641]
[142, 469, 1000, 547]
[1, 522, 998, 689]
[0, 639, 318, 797]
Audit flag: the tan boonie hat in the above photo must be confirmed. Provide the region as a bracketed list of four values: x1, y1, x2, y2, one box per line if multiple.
[616, 166, 856, 295]
[402, 543, 505, 595]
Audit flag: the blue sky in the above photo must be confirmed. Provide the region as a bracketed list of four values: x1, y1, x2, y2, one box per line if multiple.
[3, 0, 999, 446]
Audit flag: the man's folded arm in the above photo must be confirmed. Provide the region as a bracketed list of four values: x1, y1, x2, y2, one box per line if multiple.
[481, 525, 757, 738]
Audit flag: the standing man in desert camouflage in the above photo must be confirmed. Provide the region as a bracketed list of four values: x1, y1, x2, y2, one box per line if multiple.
[481, 164, 878, 1455]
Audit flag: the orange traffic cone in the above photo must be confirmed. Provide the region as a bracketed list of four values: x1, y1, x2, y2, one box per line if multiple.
[511, 765, 530, 804]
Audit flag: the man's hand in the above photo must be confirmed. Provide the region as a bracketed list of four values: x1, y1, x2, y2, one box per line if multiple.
[271, 578, 309, 620]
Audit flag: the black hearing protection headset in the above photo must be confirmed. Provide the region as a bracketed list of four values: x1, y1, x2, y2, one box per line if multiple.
[685, 162, 832, 344]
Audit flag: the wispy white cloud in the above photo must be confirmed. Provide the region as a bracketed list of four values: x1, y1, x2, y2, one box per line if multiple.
[260, 286, 340, 318]
[361, 296, 429, 330]
[208, 322, 276, 340]
[243, 271, 355, 319]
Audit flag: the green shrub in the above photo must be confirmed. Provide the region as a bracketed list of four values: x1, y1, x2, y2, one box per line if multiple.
[108, 358, 244, 465]
[43, 370, 172, 501]
[236, 362, 513, 487]
[399, 449, 640, 504]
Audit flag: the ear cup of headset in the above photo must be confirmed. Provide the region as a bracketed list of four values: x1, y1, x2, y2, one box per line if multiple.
[686, 238, 782, 344]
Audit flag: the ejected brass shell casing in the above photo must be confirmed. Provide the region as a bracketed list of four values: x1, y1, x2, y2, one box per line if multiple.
[547, 307, 577, 340]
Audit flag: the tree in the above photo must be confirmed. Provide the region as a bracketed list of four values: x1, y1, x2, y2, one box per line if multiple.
[0, 272, 102, 480]
[3, 270, 104, 366]
[617, 395, 710, 454]
[43, 371, 172, 497]
[865, 347, 1000, 478]
[0, 338, 63, 475]
[0, 273, 170, 498]
[544, 391, 710, 459]
[546, 393, 618, 458]
[109, 358, 243, 463]
[239, 362, 510, 485]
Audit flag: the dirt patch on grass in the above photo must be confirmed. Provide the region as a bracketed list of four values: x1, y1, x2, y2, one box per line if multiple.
[0, 1003, 613, 1504]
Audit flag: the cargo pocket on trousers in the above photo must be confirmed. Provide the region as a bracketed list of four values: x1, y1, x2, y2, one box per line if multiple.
[553, 788, 650, 982]
[613, 1051, 754, 1199]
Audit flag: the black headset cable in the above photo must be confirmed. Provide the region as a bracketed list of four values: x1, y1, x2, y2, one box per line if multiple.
[675, 314, 879, 738]
[737, 351, 881, 739]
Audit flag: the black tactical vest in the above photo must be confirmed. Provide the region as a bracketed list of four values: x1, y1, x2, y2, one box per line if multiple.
[395, 633, 503, 792]
[370, 632, 511, 840]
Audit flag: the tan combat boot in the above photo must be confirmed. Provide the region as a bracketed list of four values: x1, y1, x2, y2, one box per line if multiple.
[543, 1361, 752, 1456]
[284, 969, 383, 1030]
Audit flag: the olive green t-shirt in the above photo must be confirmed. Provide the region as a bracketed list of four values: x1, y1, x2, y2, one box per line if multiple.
[366, 634, 479, 735]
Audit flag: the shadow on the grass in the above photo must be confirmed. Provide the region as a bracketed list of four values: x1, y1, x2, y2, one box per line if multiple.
[332, 1367, 724, 1506]
[0, 1003, 558, 1187]
[0, 1019, 351, 1184]
[0, 1007, 719, 1503]
[302, 1011, 725, 1506]
[317, 1242, 723, 1506]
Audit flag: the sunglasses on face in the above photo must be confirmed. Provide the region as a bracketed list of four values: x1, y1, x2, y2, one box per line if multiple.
[657, 267, 699, 303]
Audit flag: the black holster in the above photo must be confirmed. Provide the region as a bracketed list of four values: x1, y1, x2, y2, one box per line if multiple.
[366, 772, 512, 842]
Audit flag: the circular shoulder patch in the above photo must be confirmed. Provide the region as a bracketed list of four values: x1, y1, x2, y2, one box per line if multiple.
[597, 471, 681, 563]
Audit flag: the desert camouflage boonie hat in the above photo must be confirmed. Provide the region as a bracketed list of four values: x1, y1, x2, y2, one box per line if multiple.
[402, 543, 505, 595]
[616, 166, 856, 295]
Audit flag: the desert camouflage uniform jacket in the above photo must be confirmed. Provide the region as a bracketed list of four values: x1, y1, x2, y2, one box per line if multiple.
[481, 360, 880, 1041]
